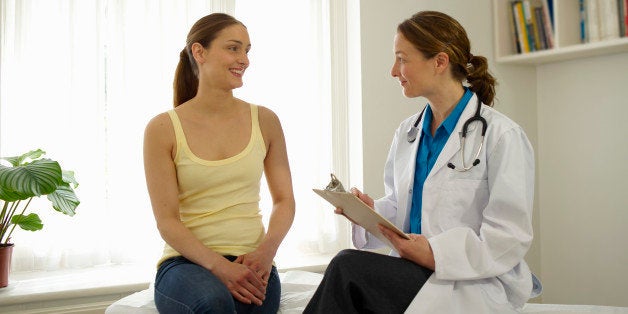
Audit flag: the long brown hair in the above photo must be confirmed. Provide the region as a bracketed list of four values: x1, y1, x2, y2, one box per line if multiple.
[173, 13, 245, 107]
[398, 11, 496, 106]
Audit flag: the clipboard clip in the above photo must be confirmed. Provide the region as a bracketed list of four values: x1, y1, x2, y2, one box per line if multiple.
[324, 173, 346, 192]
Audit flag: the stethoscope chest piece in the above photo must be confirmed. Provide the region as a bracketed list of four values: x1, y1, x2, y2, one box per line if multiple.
[406, 106, 426, 144]
[407, 126, 419, 143]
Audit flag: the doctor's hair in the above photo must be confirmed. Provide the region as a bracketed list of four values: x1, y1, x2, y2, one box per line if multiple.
[173, 13, 246, 107]
[398, 11, 496, 106]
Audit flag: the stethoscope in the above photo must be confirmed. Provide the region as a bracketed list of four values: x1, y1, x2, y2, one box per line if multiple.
[406, 97, 487, 172]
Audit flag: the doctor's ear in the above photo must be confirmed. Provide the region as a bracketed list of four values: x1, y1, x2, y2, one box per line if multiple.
[191, 42, 206, 65]
[433, 52, 450, 73]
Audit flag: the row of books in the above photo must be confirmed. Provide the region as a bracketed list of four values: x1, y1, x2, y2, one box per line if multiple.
[508, 0, 628, 54]
[509, 0, 555, 54]
[580, 0, 628, 43]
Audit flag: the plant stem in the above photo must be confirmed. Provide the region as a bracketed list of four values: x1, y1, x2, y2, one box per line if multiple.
[4, 198, 33, 244]
[0, 201, 8, 226]
[0, 201, 9, 243]
[3, 200, 20, 227]
[1, 201, 19, 235]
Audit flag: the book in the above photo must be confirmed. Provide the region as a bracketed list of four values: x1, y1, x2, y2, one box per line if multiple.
[624, 0, 628, 36]
[508, 0, 522, 53]
[546, 0, 554, 26]
[513, 1, 531, 52]
[541, 0, 555, 48]
[313, 175, 409, 249]
[586, 0, 601, 42]
[534, 7, 548, 50]
[597, 0, 620, 40]
[522, 0, 538, 51]
[619, 0, 626, 37]
[580, 0, 588, 43]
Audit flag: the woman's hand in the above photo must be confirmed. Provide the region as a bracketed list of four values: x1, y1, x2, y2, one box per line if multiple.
[234, 249, 274, 286]
[379, 225, 435, 271]
[350, 187, 374, 208]
[212, 258, 267, 306]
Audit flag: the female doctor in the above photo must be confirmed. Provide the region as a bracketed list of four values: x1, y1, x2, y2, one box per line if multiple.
[304, 11, 540, 314]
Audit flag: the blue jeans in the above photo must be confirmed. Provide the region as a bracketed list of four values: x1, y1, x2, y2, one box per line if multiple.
[154, 256, 281, 314]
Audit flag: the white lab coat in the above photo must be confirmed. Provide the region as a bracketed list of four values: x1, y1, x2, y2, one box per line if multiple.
[353, 94, 537, 313]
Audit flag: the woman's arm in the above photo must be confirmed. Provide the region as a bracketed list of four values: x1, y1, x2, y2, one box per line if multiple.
[143, 113, 266, 305]
[235, 106, 295, 282]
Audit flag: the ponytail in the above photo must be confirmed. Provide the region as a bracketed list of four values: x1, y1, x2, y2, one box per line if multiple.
[173, 48, 198, 107]
[466, 55, 496, 106]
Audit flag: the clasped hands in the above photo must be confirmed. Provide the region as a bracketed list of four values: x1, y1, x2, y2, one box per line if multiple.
[215, 249, 273, 306]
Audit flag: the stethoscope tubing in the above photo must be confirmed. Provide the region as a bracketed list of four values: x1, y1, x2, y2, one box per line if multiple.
[406, 97, 486, 172]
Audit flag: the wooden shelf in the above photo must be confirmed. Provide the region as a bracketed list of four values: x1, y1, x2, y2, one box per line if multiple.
[493, 0, 628, 65]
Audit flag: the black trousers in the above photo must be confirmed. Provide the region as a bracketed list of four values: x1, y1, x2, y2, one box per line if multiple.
[303, 249, 433, 314]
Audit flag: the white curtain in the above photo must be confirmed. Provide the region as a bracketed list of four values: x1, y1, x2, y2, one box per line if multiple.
[235, 0, 348, 267]
[0, 0, 348, 272]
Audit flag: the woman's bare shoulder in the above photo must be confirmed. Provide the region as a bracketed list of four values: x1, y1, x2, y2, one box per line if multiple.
[144, 111, 175, 138]
[256, 105, 281, 127]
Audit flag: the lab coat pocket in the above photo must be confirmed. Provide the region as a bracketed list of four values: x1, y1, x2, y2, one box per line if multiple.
[437, 178, 488, 230]
[476, 278, 517, 309]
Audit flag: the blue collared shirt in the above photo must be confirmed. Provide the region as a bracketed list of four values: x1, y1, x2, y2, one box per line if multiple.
[409, 88, 473, 234]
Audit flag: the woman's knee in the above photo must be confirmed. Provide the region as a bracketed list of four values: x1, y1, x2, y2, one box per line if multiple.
[155, 283, 234, 314]
[324, 249, 365, 276]
[155, 258, 236, 313]
[331, 249, 363, 265]
[195, 289, 235, 313]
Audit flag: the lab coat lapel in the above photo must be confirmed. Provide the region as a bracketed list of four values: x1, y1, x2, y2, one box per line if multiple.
[397, 109, 426, 229]
[427, 94, 480, 180]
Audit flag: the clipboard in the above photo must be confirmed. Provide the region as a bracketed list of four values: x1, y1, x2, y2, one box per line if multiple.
[313, 187, 409, 249]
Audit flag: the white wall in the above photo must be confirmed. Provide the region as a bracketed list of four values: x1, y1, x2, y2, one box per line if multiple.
[536, 53, 628, 306]
[359, 0, 417, 196]
[359, 0, 627, 307]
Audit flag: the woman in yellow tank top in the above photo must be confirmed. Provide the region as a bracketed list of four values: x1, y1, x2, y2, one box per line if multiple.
[143, 13, 295, 314]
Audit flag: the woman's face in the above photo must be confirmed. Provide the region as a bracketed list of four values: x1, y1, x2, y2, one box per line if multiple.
[197, 24, 251, 90]
[390, 32, 436, 98]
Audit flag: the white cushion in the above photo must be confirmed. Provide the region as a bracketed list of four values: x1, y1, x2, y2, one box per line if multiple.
[105, 270, 323, 314]
[106, 271, 628, 314]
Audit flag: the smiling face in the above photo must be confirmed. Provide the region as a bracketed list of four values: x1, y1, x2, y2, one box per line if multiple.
[194, 24, 251, 91]
[390, 32, 437, 99]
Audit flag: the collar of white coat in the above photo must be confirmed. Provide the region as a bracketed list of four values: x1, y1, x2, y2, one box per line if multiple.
[407, 93, 483, 136]
[412, 93, 484, 178]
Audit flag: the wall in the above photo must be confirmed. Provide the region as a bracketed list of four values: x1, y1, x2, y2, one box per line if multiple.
[536, 53, 628, 306]
[359, 0, 627, 307]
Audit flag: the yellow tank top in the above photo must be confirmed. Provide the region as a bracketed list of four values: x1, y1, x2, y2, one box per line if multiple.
[158, 104, 267, 266]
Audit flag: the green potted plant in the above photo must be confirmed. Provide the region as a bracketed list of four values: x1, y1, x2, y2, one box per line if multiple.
[0, 149, 80, 287]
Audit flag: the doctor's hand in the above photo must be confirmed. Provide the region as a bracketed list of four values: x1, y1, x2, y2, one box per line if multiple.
[334, 187, 375, 224]
[350, 187, 374, 208]
[379, 225, 435, 271]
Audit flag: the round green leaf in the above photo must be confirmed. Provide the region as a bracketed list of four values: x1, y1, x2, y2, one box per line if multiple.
[11, 213, 44, 231]
[0, 159, 62, 198]
[47, 184, 80, 216]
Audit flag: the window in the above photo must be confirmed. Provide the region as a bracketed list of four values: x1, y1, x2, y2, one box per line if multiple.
[0, 0, 361, 271]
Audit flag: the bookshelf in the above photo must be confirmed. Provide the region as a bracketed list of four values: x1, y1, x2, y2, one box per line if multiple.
[493, 0, 628, 65]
